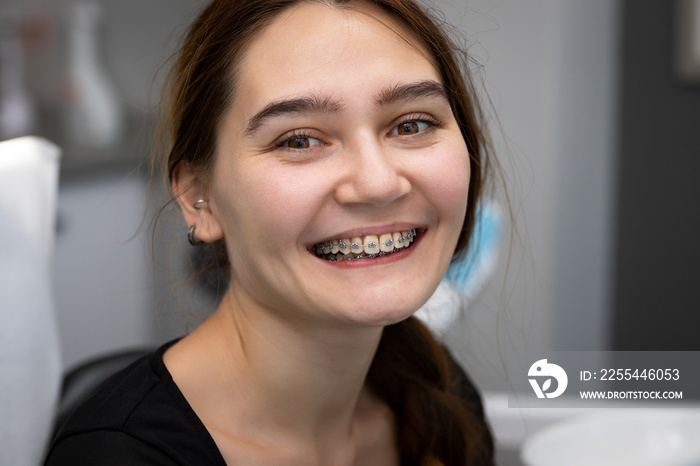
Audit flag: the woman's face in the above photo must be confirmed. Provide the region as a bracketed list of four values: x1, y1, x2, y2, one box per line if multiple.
[207, 3, 470, 327]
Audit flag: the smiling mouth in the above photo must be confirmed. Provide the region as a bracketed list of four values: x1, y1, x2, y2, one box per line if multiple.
[312, 228, 419, 262]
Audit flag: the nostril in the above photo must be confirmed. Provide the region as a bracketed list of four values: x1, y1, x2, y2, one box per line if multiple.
[331, 145, 412, 206]
[334, 171, 411, 206]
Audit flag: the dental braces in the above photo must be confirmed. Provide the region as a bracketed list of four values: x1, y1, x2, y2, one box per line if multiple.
[317, 239, 417, 262]
[314, 229, 417, 252]
[330, 250, 397, 261]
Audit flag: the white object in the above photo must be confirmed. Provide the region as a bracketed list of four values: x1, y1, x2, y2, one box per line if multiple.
[416, 201, 501, 335]
[0, 11, 37, 139]
[0, 136, 62, 465]
[63, 2, 123, 148]
[521, 409, 700, 466]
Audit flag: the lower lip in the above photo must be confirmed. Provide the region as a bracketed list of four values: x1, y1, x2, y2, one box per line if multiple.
[311, 232, 424, 269]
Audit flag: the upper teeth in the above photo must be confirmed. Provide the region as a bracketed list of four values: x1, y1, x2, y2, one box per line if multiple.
[314, 228, 417, 257]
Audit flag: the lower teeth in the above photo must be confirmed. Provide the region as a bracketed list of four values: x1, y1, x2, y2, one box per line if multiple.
[318, 242, 412, 262]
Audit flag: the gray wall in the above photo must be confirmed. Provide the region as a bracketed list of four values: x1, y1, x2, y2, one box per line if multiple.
[612, 0, 700, 350]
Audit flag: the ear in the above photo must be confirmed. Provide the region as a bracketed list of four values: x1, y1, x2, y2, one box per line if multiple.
[171, 162, 224, 243]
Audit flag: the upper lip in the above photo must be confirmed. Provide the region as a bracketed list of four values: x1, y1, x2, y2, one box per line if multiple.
[309, 223, 426, 247]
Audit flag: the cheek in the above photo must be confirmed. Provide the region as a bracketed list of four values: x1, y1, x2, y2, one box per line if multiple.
[418, 142, 471, 226]
[212, 159, 330, 246]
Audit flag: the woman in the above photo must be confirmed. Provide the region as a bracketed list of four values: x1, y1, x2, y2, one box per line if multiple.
[46, 0, 494, 464]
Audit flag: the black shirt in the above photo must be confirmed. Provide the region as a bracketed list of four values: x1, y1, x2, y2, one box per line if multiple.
[46, 341, 492, 465]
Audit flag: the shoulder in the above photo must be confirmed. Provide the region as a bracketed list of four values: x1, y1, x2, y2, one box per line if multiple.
[46, 342, 225, 465]
[45, 430, 176, 465]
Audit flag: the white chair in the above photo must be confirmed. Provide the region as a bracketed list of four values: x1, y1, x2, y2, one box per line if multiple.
[0, 136, 62, 466]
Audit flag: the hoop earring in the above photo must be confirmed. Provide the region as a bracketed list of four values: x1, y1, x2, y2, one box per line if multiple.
[192, 199, 207, 210]
[187, 225, 204, 247]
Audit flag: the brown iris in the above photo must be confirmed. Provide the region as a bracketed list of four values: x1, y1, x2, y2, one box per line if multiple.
[397, 122, 419, 135]
[288, 138, 310, 148]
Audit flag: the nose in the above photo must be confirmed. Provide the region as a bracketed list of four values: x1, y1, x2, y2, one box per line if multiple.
[333, 141, 411, 207]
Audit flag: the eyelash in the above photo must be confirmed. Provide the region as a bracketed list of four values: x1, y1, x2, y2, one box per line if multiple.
[274, 129, 324, 151]
[390, 114, 441, 138]
[273, 114, 441, 151]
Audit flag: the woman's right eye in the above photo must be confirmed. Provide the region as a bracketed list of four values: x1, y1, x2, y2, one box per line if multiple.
[276, 132, 325, 151]
[283, 136, 324, 149]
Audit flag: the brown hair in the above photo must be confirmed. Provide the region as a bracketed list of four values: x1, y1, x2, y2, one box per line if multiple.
[156, 0, 493, 464]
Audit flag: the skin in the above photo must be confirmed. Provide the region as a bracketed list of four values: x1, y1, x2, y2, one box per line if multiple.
[167, 3, 470, 464]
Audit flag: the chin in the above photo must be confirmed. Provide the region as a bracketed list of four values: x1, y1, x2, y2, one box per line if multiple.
[338, 292, 433, 329]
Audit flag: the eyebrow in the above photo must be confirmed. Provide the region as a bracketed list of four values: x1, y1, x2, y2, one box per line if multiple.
[243, 79, 449, 136]
[244, 95, 344, 136]
[374, 80, 450, 108]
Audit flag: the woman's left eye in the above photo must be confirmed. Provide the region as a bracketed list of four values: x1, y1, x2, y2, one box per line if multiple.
[389, 120, 432, 137]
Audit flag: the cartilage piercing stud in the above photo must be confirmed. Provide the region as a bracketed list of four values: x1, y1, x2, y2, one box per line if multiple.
[192, 199, 208, 210]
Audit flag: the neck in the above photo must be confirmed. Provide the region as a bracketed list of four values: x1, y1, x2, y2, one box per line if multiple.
[167, 284, 385, 445]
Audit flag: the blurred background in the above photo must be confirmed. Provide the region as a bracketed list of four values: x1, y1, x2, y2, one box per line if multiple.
[2, 0, 699, 464]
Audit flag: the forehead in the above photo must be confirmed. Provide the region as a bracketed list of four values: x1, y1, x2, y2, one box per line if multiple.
[234, 2, 441, 116]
